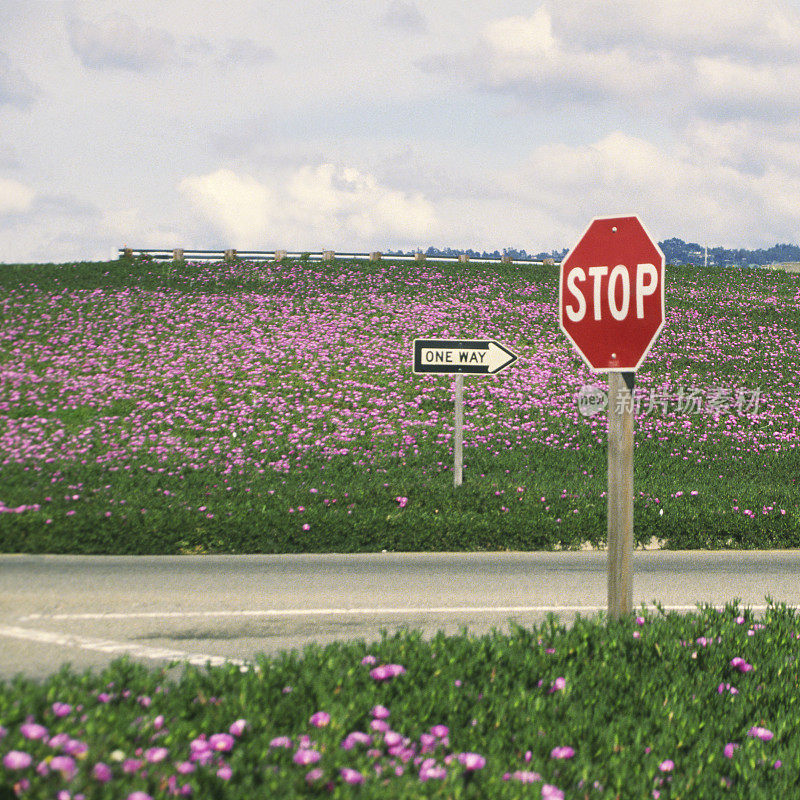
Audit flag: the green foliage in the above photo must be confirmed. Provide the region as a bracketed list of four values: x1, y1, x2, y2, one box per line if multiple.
[0, 601, 797, 797]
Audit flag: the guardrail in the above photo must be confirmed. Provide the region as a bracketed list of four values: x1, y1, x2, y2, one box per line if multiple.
[118, 248, 559, 266]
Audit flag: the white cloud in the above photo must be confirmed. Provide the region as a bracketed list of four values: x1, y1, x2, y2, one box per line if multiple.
[179, 164, 436, 249]
[0, 52, 38, 107]
[551, 0, 800, 61]
[0, 177, 35, 215]
[381, 1, 426, 33]
[429, 7, 685, 103]
[178, 170, 273, 245]
[693, 57, 800, 117]
[428, 3, 800, 121]
[509, 129, 800, 247]
[483, 11, 557, 59]
[218, 38, 275, 67]
[67, 14, 178, 71]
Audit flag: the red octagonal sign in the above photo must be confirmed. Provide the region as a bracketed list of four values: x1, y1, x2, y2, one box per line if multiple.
[559, 215, 665, 371]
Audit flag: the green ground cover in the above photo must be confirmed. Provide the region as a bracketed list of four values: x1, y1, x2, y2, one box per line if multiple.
[0, 257, 799, 553]
[1, 601, 797, 799]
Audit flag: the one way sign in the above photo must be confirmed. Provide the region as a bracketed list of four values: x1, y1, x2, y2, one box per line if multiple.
[412, 339, 518, 375]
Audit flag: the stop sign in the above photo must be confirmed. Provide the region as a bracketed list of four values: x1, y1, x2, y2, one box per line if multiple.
[559, 215, 665, 371]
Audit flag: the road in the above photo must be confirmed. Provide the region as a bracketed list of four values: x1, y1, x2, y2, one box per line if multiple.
[1, 550, 799, 682]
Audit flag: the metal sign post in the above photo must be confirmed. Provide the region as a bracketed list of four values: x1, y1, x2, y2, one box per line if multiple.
[412, 339, 518, 487]
[454, 374, 464, 487]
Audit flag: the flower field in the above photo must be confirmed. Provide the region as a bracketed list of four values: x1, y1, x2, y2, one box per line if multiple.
[0, 257, 799, 553]
[1, 600, 798, 798]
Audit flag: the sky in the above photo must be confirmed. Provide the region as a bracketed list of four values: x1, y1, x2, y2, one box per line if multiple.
[2, 0, 800, 263]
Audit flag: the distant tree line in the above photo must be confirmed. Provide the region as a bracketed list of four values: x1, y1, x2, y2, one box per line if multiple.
[387, 240, 800, 267]
[385, 247, 569, 261]
[658, 238, 800, 267]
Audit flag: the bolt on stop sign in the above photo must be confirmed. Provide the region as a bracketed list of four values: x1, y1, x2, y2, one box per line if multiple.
[559, 215, 665, 371]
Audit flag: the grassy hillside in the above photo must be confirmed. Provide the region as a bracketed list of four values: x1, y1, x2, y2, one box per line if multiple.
[1, 257, 799, 553]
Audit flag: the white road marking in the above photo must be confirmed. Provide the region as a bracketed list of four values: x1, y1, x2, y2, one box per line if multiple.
[1, 604, 773, 670]
[18, 603, 771, 622]
[0, 625, 249, 668]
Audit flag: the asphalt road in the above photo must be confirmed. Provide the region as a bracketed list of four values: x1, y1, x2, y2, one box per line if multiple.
[1, 550, 799, 683]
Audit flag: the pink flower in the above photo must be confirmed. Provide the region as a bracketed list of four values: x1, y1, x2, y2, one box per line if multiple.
[216, 764, 232, 779]
[341, 731, 371, 750]
[361, 655, 377, 665]
[551, 746, 575, 759]
[370, 663, 406, 680]
[310, 711, 330, 727]
[396, 497, 408, 508]
[748, 726, 773, 741]
[209, 733, 234, 751]
[293, 749, 321, 765]
[542, 784, 565, 799]
[3, 751, 32, 770]
[145, 747, 168, 763]
[20, 723, 48, 740]
[724, 743, 739, 758]
[52, 702, 72, 718]
[306, 768, 324, 783]
[383, 731, 403, 747]
[457, 752, 486, 770]
[419, 759, 447, 781]
[430, 724, 449, 738]
[62, 738, 88, 756]
[371, 705, 390, 719]
[549, 677, 566, 693]
[658, 759, 674, 772]
[50, 756, 77, 779]
[190, 736, 211, 755]
[340, 767, 365, 784]
[510, 770, 542, 783]
[229, 719, 248, 736]
[127, 793, 153, 800]
[269, 736, 292, 749]
[92, 762, 113, 782]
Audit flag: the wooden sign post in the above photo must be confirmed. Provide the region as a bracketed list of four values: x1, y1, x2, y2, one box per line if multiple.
[607, 371, 635, 618]
[558, 215, 665, 621]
